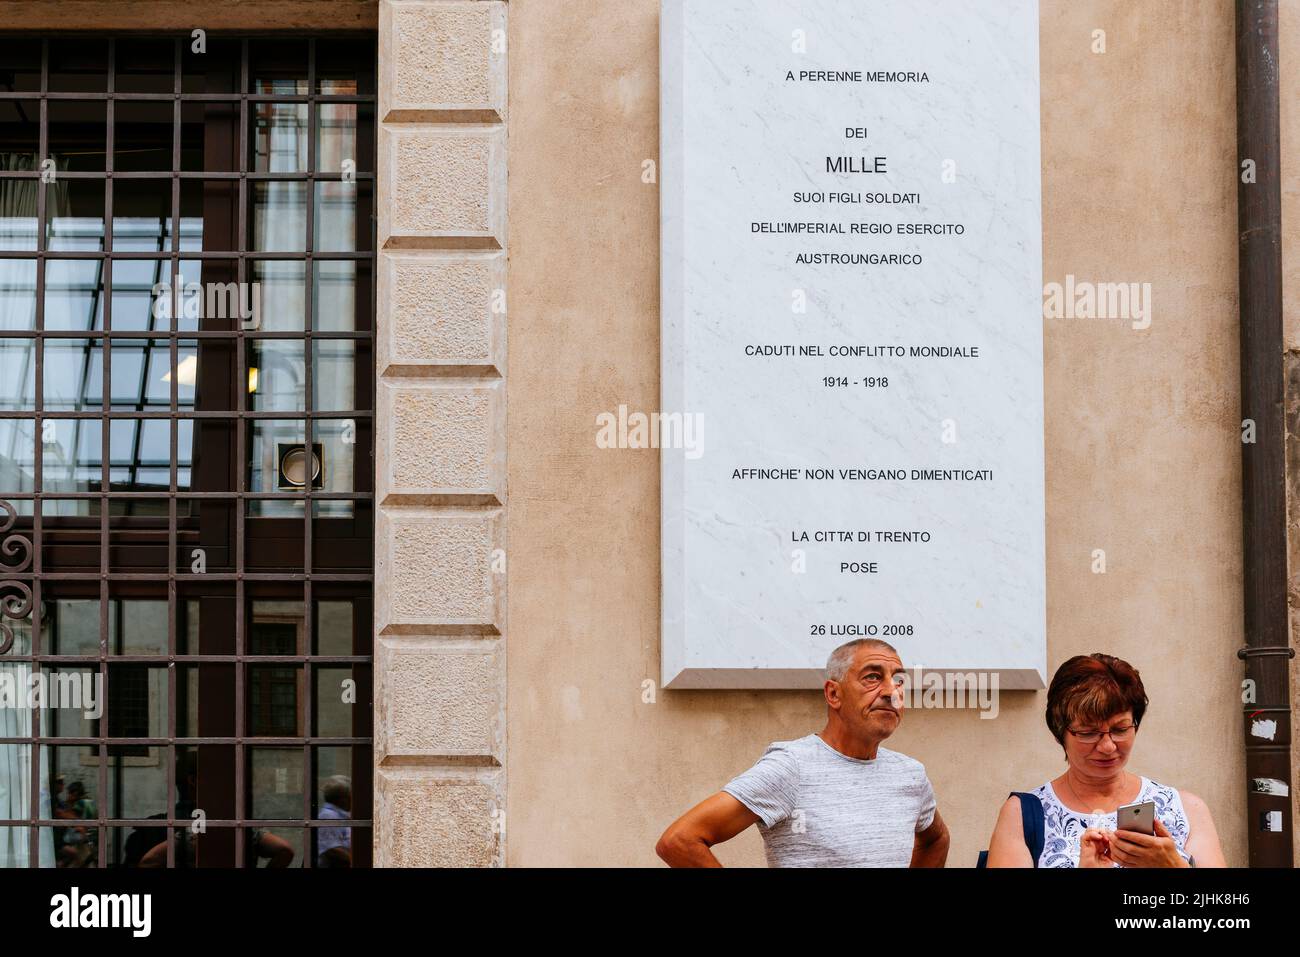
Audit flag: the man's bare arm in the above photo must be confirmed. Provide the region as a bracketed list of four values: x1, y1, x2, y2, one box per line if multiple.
[655, 792, 761, 867]
[909, 809, 949, 868]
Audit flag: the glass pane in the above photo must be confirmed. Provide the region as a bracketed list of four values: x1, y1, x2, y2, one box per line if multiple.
[110, 338, 179, 411]
[179, 180, 236, 254]
[114, 100, 174, 173]
[0, 338, 36, 409]
[316, 39, 372, 95]
[110, 599, 169, 655]
[47, 746, 100, 868]
[46, 180, 105, 252]
[0, 176, 39, 251]
[251, 182, 306, 252]
[0, 99, 40, 169]
[0, 40, 41, 92]
[250, 39, 307, 95]
[249, 419, 304, 506]
[0, 418, 37, 492]
[107, 665, 165, 740]
[0, 604, 35, 655]
[43, 337, 100, 411]
[181, 258, 240, 332]
[246, 827, 301, 868]
[248, 339, 304, 412]
[182, 38, 241, 95]
[40, 419, 100, 493]
[48, 599, 102, 656]
[109, 259, 168, 332]
[43, 666, 99, 738]
[313, 754, 353, 866]
[315, 601, 353, 655]
[251, 102, 307, 173]
[313, 181, 364, 251]
[44, 259, 105, 331]
[0, 259, 37, 331]
[111, 178, 173, 252]
[317, 103, 373, 173]
[248, 749, 304, 820]
[181, 100, 239, 173]
[253, 260, 305, 332]
[315, 418, 356, 496]
[48, 100, 107, 173]
[177, 177, 236, 253]
[47, 39, 108, 93]
[177, 417, 193, 491]
[312, 340, 357, 411]
[312, 260, 363, 332]
[115, 38, 176, 94]
[109, 417, 171, 492]
[176, 500, 236, 576]
[314, 667, 355, 736]
[107, 744, 169, 821]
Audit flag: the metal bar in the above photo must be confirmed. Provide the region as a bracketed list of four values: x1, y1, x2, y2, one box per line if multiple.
[1235, 0, 1293, 869]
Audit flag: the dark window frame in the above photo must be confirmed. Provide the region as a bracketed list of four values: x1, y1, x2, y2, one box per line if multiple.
[0, 34, 376, 869]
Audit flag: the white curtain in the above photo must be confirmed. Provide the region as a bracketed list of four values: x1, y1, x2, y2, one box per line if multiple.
[1, 155, 57, 868]
[0, 663, 54, 868]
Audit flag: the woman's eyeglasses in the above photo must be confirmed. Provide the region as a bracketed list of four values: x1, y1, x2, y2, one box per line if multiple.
[1067, 724, 1136, 744]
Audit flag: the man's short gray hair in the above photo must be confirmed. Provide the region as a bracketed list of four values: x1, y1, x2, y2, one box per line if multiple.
[825, 638, 900, 682]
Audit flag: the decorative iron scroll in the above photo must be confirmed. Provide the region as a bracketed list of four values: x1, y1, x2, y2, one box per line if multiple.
[0, 501, 34, 654]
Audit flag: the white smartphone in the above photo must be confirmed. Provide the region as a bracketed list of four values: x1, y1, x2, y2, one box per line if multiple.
[1116, 800, 1156, 835]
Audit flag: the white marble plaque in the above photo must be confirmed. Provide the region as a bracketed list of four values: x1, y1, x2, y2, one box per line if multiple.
[661, 0, 1045, 689]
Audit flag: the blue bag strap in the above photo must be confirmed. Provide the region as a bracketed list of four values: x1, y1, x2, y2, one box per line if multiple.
[1011, 791, 1044, 867]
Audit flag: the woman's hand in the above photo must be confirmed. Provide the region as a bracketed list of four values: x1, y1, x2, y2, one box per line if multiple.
[1108, 819, 1188, 868]
[1079, 827, 1114, 868]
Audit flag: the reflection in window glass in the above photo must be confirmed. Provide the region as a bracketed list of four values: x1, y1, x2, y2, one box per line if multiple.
[251, 182, 306, 253]
[312, 339, 355, 412]
[112, 179, 173, 253]
[109, 260, 168, 332]
[40, 419, 99, 493]
[249, 749, 303, 820]
[48, 599, 101, 655]
[312, 260, 356, 332]
[114, 100, 173, 172]
[46, 180, 105, 252]
[0, 417, 36, 492]
[313, 181, 357, 252]
[0, 259, 37, 330]
[315, 602, 353, 656]
[43, 338, 100, 411]
[316, 103, 360, 173]
[249, 419, 303, 515]
[0, 99, 40, 249]
[44, 259, 105, 331]
[0, 338, 36, 409]
[251, 102, 307, 173]
[48, 100, 107, 173]
[111, 339, 184, 411]
[109, 418, 171, 492]
[248, 339, 304, 412]
[110, 600, 170, 655]
[253, 261, 305, 331]
[314, 418, 356, 514]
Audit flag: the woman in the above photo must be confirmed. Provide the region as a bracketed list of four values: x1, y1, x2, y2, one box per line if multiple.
[986, 653, 1226, 867]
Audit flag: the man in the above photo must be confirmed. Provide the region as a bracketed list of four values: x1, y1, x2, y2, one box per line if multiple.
[656, 638, 949, 867]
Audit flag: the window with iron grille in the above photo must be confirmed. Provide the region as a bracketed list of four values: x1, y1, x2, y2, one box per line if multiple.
[0, 34, 376, 869]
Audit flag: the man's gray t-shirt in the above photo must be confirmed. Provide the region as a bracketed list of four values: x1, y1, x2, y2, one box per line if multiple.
[723, 734, 936, 867]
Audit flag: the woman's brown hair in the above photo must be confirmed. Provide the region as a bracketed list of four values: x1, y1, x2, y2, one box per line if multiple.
[1045, 653, 1148, 747]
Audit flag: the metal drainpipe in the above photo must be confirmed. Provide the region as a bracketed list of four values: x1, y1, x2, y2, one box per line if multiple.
[1235, 0, 1294, 867]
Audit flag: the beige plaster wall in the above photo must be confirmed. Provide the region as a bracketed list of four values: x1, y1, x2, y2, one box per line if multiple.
[506, 0, 1271, 867]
